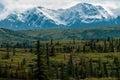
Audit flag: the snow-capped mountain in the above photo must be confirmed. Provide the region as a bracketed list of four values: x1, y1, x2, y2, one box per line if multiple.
[0, 3, 119, 30]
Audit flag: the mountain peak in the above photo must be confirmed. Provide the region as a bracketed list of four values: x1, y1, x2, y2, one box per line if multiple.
[0, 3, 119, 30]
[70, 3, 94, 9]
[76, 3, 93, 6]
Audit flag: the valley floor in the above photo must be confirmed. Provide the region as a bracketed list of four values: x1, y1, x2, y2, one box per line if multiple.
[0, 48, 120, 80]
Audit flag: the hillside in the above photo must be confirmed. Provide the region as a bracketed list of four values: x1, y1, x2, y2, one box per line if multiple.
[20, 26, 120, 40]
[0, 27, 120, 42]
[0, 28, 35, 42]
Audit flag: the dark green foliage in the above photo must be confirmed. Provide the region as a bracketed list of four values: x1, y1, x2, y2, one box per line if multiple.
[74, 62, 79, 80]
[50, 45, 56, 56]
[21, 58, 26, 66]
[35, 41, 49, 80]
[67, 55, 74, 77]
[83, 45, 86, 53]
[46, 43, 50, 70]
[60, 62, 68, 80]
[50, 39, 53, 46]
[3, 43, 10, 59]
[97, 58, 104, 78]
[103, 40, 107, 52]
[89, 58, 93, 77]
[113, 57, 120, 78]
[103, 63, 108, 77]
[13, 47, 16, 56]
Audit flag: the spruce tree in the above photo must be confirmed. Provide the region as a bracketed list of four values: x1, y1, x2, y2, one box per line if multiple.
[50, 45, 56, 56]
[60, 62, 68, 80]
[60, 62, 65, 80]
[75, 62, 79, 80]
[89, 58, 93, 77]
[5, 43, 10, 59]
[97, 58, 104, 77]
[35, 41, 49, 80]
[73, 39, 75, 44]
[110, 40, 114, 52]
[55, 64, 59, 79]
[13, 47, 16, 56]
[103, 40, 107, 53]
[83, 45, 86, 53]
[50, 39, 53, 46]
[67, 55, 74, 78]
[103, 63, 108, 77]
[113, 57, 120, 78]
[46, 43, 50, 70]
[21, 58, 26, 66]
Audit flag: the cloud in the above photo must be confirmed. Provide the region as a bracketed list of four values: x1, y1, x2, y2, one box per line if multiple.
[1, 0, 120, 11]
[91, 0, 120, 17]
[0, 3, 4, 12]
[0, 0, 120, 20]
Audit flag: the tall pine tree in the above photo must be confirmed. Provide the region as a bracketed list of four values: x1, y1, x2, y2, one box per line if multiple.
[35, 41, 49, 80]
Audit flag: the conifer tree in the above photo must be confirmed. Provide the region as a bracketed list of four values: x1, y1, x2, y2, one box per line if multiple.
[50, 39, 53, 46]
[50, 45, 56, 56]
[73, 39, 75, 44]
[13, 47, 16, 56]
[113, 57, 120, 78]
[89, 58, 93, 77]
[35, 41, 49, 80]
[103, 40, 107, 53]
[46, 43, 50, 70]
[5, 43, 10, 59]
[110, 40, 114, 52]
[21, 58, 26, 66]
[67, 55, 74, 77]
[75, 62, 79, 80]
[97, 58, 104, 77]
[60, 62, 65, 80]
[83, 45, 86, 53]
[103, 63, 108, 77]
[55, 64, 59, 79]
[76, 46, 81, 53]
[60, 62, 68, 80]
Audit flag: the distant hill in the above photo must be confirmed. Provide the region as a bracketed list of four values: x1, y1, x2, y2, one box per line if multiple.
[0, 27, 120, 42]
[20, 27, 120, 40]
[0, 28, 35, 42]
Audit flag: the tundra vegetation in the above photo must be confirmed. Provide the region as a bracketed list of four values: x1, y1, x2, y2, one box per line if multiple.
[0, 38, 120, 80]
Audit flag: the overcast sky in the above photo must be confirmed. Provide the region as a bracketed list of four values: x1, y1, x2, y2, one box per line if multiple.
[0, 0, 120, 19]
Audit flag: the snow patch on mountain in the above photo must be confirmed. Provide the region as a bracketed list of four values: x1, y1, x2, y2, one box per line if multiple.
[0, 3, 119, 30]
[37, 8, 66, 25]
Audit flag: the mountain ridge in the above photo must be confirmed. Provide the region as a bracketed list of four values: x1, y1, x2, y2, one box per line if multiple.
[0, 3, 119, 30]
